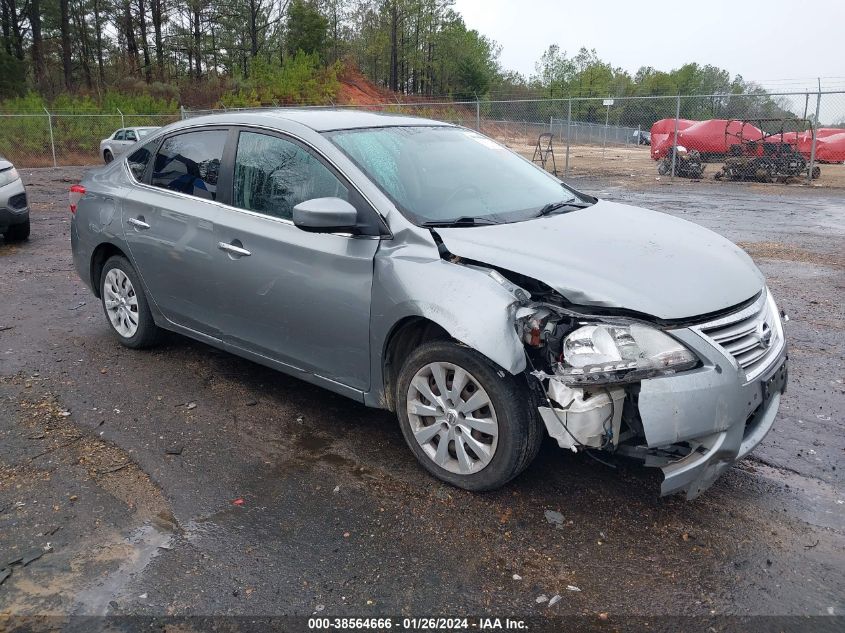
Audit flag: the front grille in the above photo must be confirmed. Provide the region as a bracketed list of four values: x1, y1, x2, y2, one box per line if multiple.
[695, 291, 783, 382]
[8, 192, 27, 210]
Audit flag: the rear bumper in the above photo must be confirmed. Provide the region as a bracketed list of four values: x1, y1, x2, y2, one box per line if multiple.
[70, 220, 93, 291]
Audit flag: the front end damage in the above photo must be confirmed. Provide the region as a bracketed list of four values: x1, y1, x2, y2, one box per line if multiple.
[513, 283, 787, 500]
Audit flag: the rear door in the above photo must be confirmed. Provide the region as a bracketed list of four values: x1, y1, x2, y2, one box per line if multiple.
[122, 127, 229, 336]
[212, 129, 381, 390]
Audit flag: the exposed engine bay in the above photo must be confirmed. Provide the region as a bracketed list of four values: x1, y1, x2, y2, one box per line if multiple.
[515, 299, 696, 454]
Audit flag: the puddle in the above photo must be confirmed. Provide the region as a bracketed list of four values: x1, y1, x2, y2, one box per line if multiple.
[71, 522, 175, 615]
[741, 461, 844, 531]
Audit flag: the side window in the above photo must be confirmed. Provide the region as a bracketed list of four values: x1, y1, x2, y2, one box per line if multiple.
[233, 131, 348, 220]
[114, 130, 125, 141]
[151, 130, 227, 200]
[125, 130, 137, 142]
[127, 140, 159, 182]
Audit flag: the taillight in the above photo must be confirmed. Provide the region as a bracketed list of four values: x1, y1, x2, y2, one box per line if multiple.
[69, 184, 85, 214]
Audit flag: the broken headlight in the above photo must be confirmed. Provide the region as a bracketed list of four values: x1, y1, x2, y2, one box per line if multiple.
[558, 323, 697, 384]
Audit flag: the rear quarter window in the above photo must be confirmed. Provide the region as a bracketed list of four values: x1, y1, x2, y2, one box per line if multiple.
[151, 130, 227, 200]
[127, 140, 160, 182]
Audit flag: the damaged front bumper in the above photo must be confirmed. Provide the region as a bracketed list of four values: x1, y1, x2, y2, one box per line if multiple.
[637, 327, 787, 499]
[537, 307, 787, 500]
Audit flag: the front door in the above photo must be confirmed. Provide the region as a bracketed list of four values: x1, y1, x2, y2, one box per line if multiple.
[123, 128, 228, 337]
[212, 130, 379, 391]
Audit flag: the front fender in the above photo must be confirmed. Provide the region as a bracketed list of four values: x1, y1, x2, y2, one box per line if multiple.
[366, 245, 527, 408]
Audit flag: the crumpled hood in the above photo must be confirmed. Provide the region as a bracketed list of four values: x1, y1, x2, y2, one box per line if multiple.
[436, 199, 764, 320]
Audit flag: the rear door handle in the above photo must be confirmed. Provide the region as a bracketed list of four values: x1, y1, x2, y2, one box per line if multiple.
[218, 241, 252, 257]
[127, 217, 150, 230]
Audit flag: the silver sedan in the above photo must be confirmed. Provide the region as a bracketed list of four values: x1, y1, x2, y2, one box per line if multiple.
[69, 110, 786, 499]
[99, 127, 160, 163]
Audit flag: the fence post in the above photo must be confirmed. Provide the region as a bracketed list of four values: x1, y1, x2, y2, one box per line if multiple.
[117, 108, 125, 128]
[670, 95, 681, 180]
[476, 98, 480, 132]
[603, 100, 610, 155]
[564, 99, 572, 177]
[44, 107, 57, 168]
[180, 105, 186, 120]
[807, 90, 822, 184]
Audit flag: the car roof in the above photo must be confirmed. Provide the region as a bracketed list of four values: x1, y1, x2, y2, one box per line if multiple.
[173, 108, 451, 133]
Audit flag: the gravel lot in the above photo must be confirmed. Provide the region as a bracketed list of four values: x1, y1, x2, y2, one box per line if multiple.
[0, 167, 843, 625]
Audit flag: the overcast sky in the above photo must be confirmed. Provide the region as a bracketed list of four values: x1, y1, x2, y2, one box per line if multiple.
[453, 0, 845, 92]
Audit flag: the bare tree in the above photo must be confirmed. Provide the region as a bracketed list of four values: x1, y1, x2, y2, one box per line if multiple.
[138, 0, 153, 82]
[150, 0, 166, 79]
[29, 0, 44, 84]
[60, 0, 72, 88]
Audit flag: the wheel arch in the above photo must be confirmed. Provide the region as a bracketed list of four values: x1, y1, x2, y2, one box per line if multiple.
[381, 316, 451, 412]
[90, 242, 128, 298]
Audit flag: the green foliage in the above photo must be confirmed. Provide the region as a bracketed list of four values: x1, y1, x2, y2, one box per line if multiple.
[286, 0, 330, 58]
[0, 90, 180, 167]
[0, 90, 177, 114]
[525, 46, 798, 125]
[434, 18, 500, 99]
[221, 53, 341, 106]
[0, 50, 27, 99]
[0, 92, 47, 113]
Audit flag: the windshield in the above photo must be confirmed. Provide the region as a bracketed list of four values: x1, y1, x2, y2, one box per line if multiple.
[326, 126, 586, 225]
[138, 129, 154, 138]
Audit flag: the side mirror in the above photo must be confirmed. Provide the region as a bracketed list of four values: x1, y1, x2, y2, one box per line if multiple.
[292, 197, 358, 233]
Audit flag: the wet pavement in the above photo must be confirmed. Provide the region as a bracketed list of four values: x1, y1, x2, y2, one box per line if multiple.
[0, 168, 843, 622]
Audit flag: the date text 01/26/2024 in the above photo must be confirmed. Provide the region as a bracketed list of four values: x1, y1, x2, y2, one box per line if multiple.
[307, 617, 528, 630]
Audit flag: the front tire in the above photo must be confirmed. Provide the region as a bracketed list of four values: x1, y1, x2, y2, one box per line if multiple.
[4, 219, 30, 242]
[103, 150, 113, 164]
[99, 255, 160, 348]
[395, 340, 542, 491]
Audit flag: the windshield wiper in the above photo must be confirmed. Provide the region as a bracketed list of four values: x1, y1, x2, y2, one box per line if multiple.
[421, 216, 500, 227]
[536, 200, 592, 217]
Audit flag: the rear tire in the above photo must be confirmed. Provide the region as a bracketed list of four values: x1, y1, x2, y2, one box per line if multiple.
[104, 150, 113, 164]
[4, 219, 30, 242]
[395, 340, 543, 491]
[99, 255, 160, 349]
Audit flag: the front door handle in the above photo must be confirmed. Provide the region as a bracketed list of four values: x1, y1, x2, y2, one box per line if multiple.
[218, 241, 252, 257]
[127, 217, 150, 230]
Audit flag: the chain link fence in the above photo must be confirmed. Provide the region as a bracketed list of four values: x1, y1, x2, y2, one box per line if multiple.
[0, 111, 180, 167]
[183, 91, 845, 188]
[3, 92, 843, 188]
